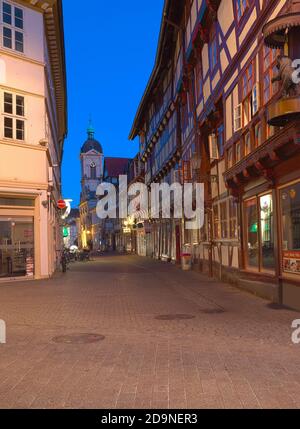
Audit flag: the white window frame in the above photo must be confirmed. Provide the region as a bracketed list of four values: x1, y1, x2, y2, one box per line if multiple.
[209, 133, 219, 161]
[1, 1, 25, 54]
[234, 103, 242, 133]
[2, 90, 26, 141]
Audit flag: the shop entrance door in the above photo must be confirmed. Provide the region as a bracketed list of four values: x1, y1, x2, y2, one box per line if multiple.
[0, 217, 34, 278]
[244, 194, 275, 273]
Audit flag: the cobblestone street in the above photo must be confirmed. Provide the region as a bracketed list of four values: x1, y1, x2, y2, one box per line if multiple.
[0, 254, 299, 409]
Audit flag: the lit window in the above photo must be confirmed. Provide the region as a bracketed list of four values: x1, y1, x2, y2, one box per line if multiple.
[2, 2, 24, 53]
[281, 182, 300, 274]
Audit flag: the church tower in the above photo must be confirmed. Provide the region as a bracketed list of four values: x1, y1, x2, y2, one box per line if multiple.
[80, 122, 104, 203]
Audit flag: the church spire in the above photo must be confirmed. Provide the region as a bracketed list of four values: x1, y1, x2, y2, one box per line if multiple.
[87, 118, 95, 140]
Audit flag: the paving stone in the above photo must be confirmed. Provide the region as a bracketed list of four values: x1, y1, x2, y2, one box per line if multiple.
[0, 254, 299, 409]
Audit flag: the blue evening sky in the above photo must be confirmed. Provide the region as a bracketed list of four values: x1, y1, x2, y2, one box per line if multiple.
[62, 0, 164, 207]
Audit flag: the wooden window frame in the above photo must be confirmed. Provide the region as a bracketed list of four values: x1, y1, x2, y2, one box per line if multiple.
[263, 46, 280, 105]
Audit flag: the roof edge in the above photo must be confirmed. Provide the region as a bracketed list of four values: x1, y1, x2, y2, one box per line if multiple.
[128, 0, 172, 141]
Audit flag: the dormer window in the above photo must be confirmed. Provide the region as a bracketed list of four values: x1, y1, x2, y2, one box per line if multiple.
[2, 2, 24, 53]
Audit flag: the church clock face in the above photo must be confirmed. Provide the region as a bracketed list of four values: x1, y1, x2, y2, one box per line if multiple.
[90, 162, 96, 168]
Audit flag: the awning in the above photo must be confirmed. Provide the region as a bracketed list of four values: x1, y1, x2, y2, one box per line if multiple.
[263, 12, 300, 48]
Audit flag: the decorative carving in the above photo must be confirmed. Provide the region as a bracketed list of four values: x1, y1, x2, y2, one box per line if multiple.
[272, 55, 299, 97]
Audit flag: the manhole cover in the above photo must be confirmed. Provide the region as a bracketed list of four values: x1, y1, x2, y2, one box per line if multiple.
[52, 333, 105, 344]
[200, 308, 225, 314]
[155, 314, 195, 321]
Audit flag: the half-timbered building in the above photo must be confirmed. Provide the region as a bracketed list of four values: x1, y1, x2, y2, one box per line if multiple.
[130, 0, 300, 311]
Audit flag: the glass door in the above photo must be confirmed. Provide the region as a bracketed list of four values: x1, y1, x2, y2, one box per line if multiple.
[244, 194, 275, 273]
[0, 217, 34, 278]
[245, 198, 259, 270]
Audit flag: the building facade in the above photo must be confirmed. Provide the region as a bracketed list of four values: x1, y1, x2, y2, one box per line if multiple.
[101, 157, 131, 252]
[0, 0, 67, 280]
[129, 0, 300, 311]
[79, 124, 104, 250]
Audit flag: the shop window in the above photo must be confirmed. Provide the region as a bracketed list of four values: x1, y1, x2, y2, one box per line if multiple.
[0, 216, 34, 278]
[281, 182, 300, 275]
[229, 199, 238, 239]
[220, 202, 228, 239]
[244, 194, 275, 272]
[213, 204, 220, 239]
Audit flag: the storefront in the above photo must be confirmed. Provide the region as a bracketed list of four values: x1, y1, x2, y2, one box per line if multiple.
[279, 179, 300, 309]
[0, 196, 35, 279]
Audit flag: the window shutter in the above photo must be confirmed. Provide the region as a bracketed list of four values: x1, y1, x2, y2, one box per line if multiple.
[234, 103, 242, 133]
[209, 133, 219, 161]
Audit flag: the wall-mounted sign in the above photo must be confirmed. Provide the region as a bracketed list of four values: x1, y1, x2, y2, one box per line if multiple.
[57, 200, 67, 210]
[63, 227, 69, 238]
[283, 251, 300, 274]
